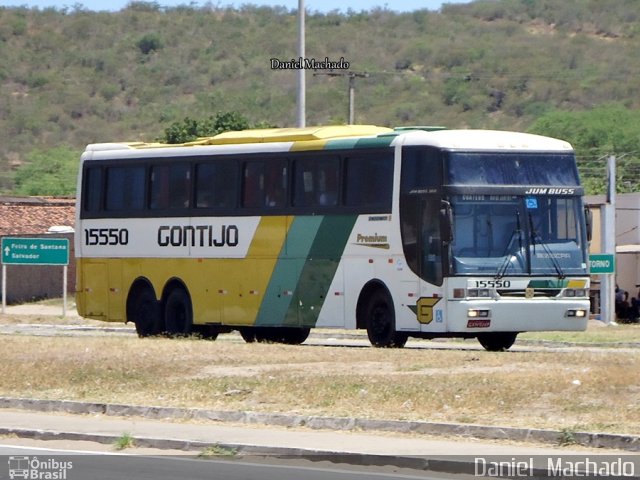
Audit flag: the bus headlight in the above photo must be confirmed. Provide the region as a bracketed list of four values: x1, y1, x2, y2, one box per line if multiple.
[564, 288, 588, 298]
[566, 309, 587, 318]
[468, 309, 490, 318]
[467, 288, 492, 298]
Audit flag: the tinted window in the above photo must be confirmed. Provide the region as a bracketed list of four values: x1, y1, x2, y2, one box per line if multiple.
[150, 163, 190, 210]
[105, 166, 145, 211]
[344, 154, 393, 209]
[401, 147, 442, 194]
[195, 161, 237, 209]
[83, 167, 102, 212]
[447, 153, 580, 186]
[243, 160, 288, 209]
[293, 157, 340, 207]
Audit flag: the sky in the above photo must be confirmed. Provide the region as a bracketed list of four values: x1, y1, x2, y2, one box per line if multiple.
[0, 0, 472, 14]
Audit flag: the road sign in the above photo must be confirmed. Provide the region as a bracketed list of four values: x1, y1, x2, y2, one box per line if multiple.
[589, 253, 615, 274]
[1, 237, 69, 266]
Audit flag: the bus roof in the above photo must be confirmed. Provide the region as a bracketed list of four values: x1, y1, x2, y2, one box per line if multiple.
[85, 125, 393, 152]
[399, 129, 574, 152]
[83, 125, 573, 154]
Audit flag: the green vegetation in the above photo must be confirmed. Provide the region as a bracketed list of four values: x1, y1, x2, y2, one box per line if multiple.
[198, 444, 238, 457]
[1, 0, 640, 194]
[530, 105, 640, 193]
[114, 432, 135, 450]
[13, 146, 78, 196]
[162, 112, 253, 144]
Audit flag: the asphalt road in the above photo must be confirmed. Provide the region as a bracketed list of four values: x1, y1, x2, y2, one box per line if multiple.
[0, 444, 458, 480]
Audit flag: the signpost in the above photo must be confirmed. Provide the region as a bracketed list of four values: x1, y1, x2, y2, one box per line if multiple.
[1, 237, 70, 316]
[589, 253, 615, 275]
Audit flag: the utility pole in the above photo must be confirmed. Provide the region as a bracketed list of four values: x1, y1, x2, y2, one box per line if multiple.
[314, 71, 369, 124]
[601, 155, 617, 323]
[296, 0, 305, 128]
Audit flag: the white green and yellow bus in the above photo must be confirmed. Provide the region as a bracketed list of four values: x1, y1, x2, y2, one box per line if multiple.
[75, 125, 591, 351]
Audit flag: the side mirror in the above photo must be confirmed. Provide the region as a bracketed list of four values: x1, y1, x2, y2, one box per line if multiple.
[584, 205, 593, 242]
[440, 200, 453, 244]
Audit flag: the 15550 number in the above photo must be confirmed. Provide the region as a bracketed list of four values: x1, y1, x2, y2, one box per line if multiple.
[84, 228, 129, 246]
[472, 280, 511, 289]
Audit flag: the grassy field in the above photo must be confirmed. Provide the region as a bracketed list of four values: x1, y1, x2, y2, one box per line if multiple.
[0, 314, 639, 436]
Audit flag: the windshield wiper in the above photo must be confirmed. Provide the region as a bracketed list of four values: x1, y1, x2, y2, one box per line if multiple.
[496, 210, 523, 279]
[528, 212, 565, 279]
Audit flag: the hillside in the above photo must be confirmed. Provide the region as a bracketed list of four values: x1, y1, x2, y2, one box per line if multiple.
[1, 0, 640, 192]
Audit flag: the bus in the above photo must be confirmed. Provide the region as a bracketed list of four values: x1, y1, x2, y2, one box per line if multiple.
[75, 125, 592, 351]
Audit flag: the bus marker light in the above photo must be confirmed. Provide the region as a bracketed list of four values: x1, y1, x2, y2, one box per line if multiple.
[453, 288, 465, 298]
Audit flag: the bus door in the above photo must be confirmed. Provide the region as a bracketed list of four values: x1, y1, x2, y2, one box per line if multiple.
[400, 194, 446, 330]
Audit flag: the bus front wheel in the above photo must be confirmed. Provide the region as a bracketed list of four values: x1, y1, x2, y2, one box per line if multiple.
[365, 290, 408, 348]
[163, 287, 193, 336]
[477, 332, 518, 351]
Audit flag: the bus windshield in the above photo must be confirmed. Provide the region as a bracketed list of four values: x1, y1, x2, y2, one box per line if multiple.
[447, 151, 580, 186]
[450, 195, 588, 276]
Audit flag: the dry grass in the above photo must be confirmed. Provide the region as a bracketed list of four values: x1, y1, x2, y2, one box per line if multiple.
[0, 331, 638, 435]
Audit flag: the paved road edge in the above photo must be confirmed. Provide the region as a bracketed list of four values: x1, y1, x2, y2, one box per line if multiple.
[1, 396, 639, 454]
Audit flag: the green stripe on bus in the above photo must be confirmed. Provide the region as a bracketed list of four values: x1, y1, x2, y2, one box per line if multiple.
[324, 135, 395, 150]
[527, 279, 569, 289]
[255, 216, 324, 327]
[284, 215, 358, 327]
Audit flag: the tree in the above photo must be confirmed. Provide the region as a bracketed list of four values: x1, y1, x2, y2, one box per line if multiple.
[13, 146, 79, 196]
[529, 105, 640, 194]
[160, 111, 257, 144]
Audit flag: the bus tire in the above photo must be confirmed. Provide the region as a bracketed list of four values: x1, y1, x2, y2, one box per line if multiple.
[129, 286, 161, 337]
[477, 332, 517, 351]
[365, 290, 408, 348]
[252, 327, 309, 345]
[279, 327, 310, 345]
[163, 287, 193, 337]
[239, 327, 257, 343]
[192, 325, 219, 340]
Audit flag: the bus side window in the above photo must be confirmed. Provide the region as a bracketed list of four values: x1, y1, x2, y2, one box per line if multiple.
[344, 154, 393, 210]
[195, 161, 238, 209]
[293, 156, 340, 208]
[265, 160, 287, 208]
[83, 167, 103, 213]
[150, 163, 190, 210]
[105, 166, 145, 212]
[243, 162, 264, 208]
[243, 160, 288, 209]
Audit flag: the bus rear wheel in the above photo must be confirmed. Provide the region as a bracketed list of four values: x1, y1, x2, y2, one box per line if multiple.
[130, 287, 161, 337]
[365, 290, 408, 348]
[477, 332, 518, 351]
[239, 328, 257, 343]
[192, 325, 219, 340]
[163, 287, 193, 336]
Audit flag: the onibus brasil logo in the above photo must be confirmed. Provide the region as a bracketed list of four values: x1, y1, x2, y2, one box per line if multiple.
[7, 456, 73, 480]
